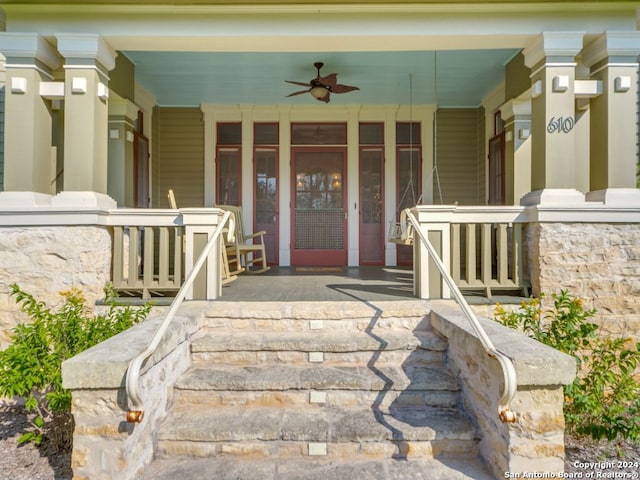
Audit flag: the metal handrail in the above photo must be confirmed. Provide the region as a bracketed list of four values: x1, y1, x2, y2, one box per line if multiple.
[405, 209, 518, 423]
[124, 210, 234, 422]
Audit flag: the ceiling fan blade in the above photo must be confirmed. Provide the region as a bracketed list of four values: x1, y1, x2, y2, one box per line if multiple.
[331, 84, 360, 94]
[319, 73, 338, 87]
[286, 89, 311, 97]
[286, 80, 312, 87]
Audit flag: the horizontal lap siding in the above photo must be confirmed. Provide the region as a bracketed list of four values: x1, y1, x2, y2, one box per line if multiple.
[153, 107, 204, 207]
[436, 108, 485, 205]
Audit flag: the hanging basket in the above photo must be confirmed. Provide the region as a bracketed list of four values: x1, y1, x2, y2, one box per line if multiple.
[387, 210, 414, 245]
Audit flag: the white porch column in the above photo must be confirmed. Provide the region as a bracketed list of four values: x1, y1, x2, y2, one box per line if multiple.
[107, 92, 139, 206]
[581, 32, 640, 205]
[500, 97, 531, 205]
[521, 32, 585, 206]
[56, 34, 117, 195]
[0, 33, 60, 193]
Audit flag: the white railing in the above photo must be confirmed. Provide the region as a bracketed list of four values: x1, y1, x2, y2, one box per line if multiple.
[124, 210, 234, 422]
[112, 220, 184, 299]
[406, 209, 518, 422]
[451, 221, 527, 297]
[410, 205, 529, 299]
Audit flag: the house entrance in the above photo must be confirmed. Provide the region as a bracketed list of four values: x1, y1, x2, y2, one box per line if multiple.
[291, 148, 347, 266]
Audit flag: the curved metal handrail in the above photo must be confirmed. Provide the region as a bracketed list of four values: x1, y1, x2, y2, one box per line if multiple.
[124, 210, 234, 422]
[405, 208, 518, 423]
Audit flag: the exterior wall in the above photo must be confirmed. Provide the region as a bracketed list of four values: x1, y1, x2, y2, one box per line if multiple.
[527, 222, 640, 343]
[152, 107, 204, 208]
[0, 225, 111, 348]
[476, 107, 486, 203]
[436, 108, 486, 205]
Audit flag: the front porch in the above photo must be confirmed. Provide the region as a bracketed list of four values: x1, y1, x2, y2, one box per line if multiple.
[203, 266, 526, 306]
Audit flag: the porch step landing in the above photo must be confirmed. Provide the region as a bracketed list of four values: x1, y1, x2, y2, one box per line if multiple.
[146, 301, 491, 479]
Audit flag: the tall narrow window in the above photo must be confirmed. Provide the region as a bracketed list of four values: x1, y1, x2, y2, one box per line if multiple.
[359, 123, 384, 265]
[396, 122, 421, 265]
[254, 123, 279, 265]
[216, 123, 241, 206]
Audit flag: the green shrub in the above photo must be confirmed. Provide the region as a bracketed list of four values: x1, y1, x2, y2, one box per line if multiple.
[0, 283, 151, 447]
[495, 290, 640, 442]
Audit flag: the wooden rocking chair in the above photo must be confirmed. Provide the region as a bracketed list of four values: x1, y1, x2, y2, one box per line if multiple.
[218, 205, 270, 274]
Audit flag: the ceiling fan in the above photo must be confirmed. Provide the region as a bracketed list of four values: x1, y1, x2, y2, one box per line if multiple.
[285, 62, 360, 103]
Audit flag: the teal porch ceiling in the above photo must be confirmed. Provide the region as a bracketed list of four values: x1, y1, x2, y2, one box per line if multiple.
[122, 49, 519, 107]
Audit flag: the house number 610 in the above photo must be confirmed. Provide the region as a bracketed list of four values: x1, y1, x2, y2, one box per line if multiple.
[547, 116, 574, 134]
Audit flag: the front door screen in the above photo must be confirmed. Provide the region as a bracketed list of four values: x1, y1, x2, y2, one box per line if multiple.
[292, 150, 346, 265]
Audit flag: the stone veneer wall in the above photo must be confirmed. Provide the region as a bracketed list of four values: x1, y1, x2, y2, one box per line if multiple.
[430, 301, 576, 478]
[0, 225, 112, 348]
[62, 313, 198, 480]
[527, 223, 640, 343]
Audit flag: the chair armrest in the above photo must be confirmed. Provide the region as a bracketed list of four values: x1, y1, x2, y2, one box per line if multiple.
[243, 231, 267, 241]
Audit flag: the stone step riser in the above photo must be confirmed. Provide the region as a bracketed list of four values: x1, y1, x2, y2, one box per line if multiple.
[201, 317, 431, 333]
[190, 349, 445, 366]
[156, 439, 479, 460]
[172, 389, 460, 410]
[176, 365, 459, 393]
[202, 301, 432, 321]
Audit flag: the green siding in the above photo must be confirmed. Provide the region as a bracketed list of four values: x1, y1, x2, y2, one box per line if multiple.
[152, 107, 204, 208]
[436, 107, 485, 205]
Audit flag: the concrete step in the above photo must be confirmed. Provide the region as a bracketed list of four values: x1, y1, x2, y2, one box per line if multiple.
[174, 365, 459, 408]
[156, 405, 478, 459]
[173, 387, 459, 409]
[201, 300, 433, 332]
[176, 364, 459, 394]
[192, 348, 443, 366]
[143, 455, 493, 480]
[190, 329, 447, 365]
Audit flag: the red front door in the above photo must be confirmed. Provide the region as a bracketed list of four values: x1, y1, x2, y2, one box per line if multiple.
[291, 148, 347, 266]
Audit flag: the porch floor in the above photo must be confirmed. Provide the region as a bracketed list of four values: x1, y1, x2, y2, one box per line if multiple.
[216, 267, 524, 305]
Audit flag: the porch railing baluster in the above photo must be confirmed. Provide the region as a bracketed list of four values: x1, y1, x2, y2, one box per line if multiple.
[158, 226, 170, 287]
[128, 226, 140, 289]
[143, 226, 155, 297]
[112, 226, 125, 289]
[481, 223, 492, 295]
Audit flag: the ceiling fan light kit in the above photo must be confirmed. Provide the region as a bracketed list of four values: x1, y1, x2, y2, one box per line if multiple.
[286, 61, 359, 103]
[310, 85, 329, 100]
